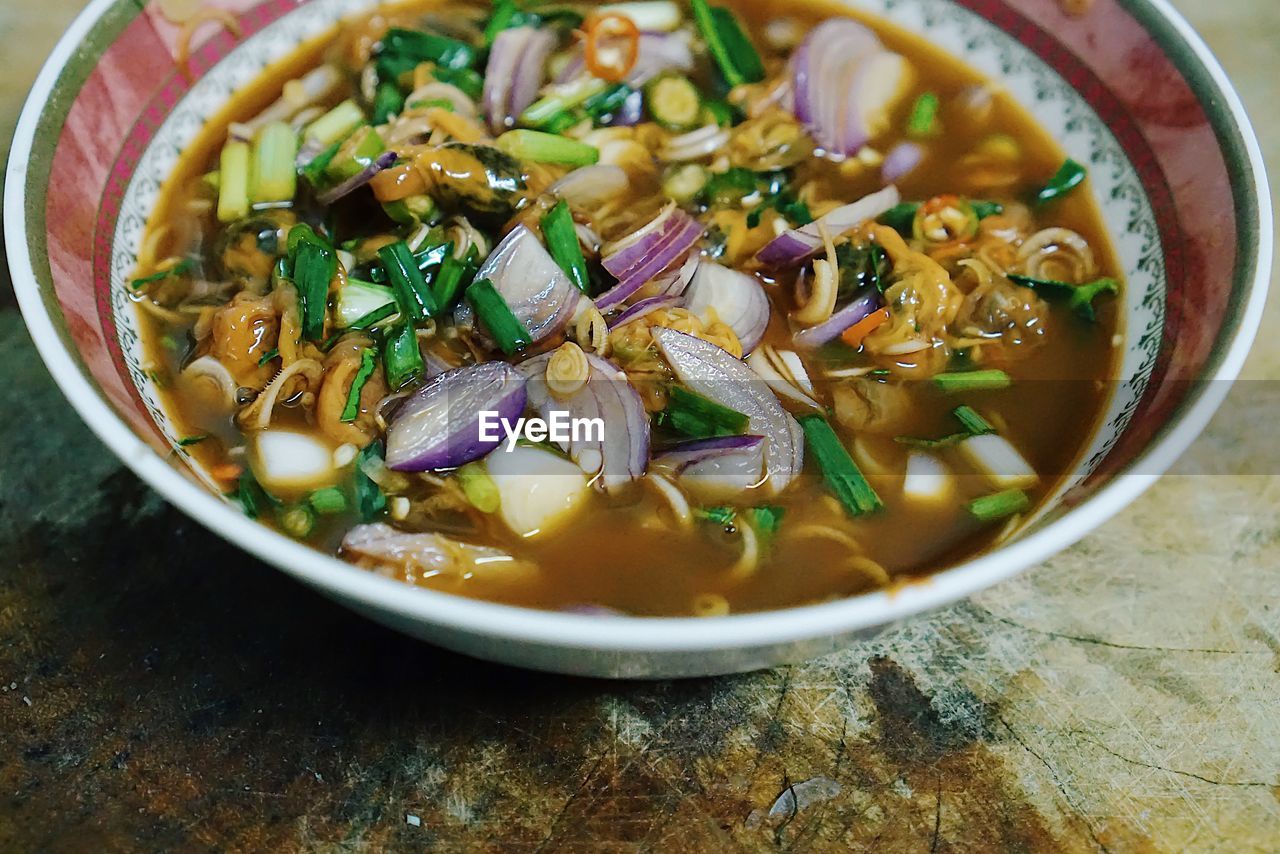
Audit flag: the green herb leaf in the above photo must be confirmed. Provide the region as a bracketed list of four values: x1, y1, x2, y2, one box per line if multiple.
[341, 348, 379, 423]
[308, 486, 348, 515]
[932, 370, 1012, 394]
[906, 92, 940, 137]
[177, 435, 208, 447]
[1008, 273, 1119, 322]
[541, 200, 591, 294]
[952, 405, 995, 436]
[130, 258, 196, 291]
[355, 441, 389, 522]
[1034, 158, 1087, 206]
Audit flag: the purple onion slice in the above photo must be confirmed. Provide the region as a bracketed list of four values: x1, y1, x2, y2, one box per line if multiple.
[683, 261, 771, 354]
[595, 214, 703, 311]
[652, 328, 803, 495]
[517, 352, 649, 492]
[316, 150, 398, 206]
[881, 141, 924, 184]
[386, 362, 528, 472]
[654, 435, 766, 500]
[606, 294, 681, 329]
[756, 185, 900, 268]
[793, 287, 882, 350]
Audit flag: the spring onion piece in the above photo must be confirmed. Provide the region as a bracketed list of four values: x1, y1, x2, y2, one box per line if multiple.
[700, 98, 738, 127]
[521, 76, 610, 127]
[456, 462, 501, 512]
[691, 0, 764, 87]
[968, 488, 1030, 521]
[382, 195, 439, 225]
[379, 241, 438, 322]
[1008, 273, 1119, 322]
[300, 140, 342, 187]
[541, 200, 590, 293]
[431, 246, 473, 309]
[878, 201, 920, 235]
[305, 100, 364, 145]
[130, 258, 195, 291]
[970, 200, 1004, 219]
[953, 405, 995, 436]
[906, 92, 940, 137]
[250, 122, 299, 206]
[340, 348, 379, 423]
[751, 505, 785, 541]
[382, 322, 424, 390]
[354, 441, 388, 521]
[645, 73, 701, 131]
[177, 435, 207, 447]
[483, 0, 528, 45]
[1034, 158, 1087, 206]
[495, 130, 599, 166]
[257, 348, 280, 367]
[326, 126, 386, 182]
[216, 141, 251, 223]
[582, 83, 636, 122]
[279, 504, 317, 538]
[343, 303, 398, 333]
[466, 278, 533, 355]
[290, 229, 336, 341]
[799, 415, 882, 516]
[662, 163, 709, 204]
[372, 81, 405, 124]
[308, 486, 348, 515]
[665, 386, 749, 438]
[933, 369, 1012, 394]
[380, 27, 475, 70]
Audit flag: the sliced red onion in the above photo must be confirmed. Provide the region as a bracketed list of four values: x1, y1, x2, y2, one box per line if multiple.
[385, 362, 528, 471]
[881, 141, 924, 183]
[606, 294, 681, 329]
[839, 52, 912, 155]
[654, 435, 766, 500]
[550, 165, 630, 209]
[555, 31, 694, 88]
[756, 185, 900, 268]
[683, 261, 771, 354]
[652, 250, 701, 297]
[342, 523, 531, 574]
[790, 19, 880, 147]
[455, 224, 582, 344]
[484, 26, 557, 135]
[793, 287, 882, 350]
[652, 328, 803, 495]
[517, 352, 649, 492]
[316, 150, 398, 205]
[596, 213, 703, 311]
[601, 204, 679, 278]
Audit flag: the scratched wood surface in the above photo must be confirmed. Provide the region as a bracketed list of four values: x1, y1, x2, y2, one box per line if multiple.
[2, 1, 1278, 850]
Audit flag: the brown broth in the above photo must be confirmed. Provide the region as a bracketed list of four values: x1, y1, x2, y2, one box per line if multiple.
[137, 0, 1121, 616]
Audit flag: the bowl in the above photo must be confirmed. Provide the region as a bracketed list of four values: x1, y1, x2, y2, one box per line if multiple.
[5, 0, 1270, 678]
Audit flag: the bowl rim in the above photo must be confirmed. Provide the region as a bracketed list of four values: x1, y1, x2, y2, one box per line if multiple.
[4, 0, 1272, 655]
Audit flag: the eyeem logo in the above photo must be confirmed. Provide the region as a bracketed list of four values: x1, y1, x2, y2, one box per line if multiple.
[478, 411, 605, 451]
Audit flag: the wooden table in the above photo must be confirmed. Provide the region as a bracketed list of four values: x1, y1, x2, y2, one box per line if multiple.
[1, 1, 1277, 849]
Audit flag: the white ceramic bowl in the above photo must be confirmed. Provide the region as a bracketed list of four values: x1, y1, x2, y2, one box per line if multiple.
[5, 0, 1270, 676]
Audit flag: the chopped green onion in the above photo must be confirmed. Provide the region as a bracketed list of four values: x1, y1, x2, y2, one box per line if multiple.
[300, 140, 342, 187]
[336, 279, 396, 328]
[230, 470, 278, 519]
[970, 200, 1004, 220]
[1008, 274, 1119, 322]
[250, 122, 299, 205]
[933, 370, 1012, 394]
[372, 80, 405, 125]
[130, 258, 195, 291]
[906, 92, 940, 137]
[305, 100, 365, 145]
[697, 506, 738, 527]
[308, 486, 348, 515]
[878, 201, 920, 235]
[432, 66, 485, 101]
[799, 415, 883, 516]
[495, 129, 599, 166]
[380, 27, 476, 70]
[968, 489, 1030, 521]
[521, 76, 609, 126]
[177, 435, 207, 447]
[1034, 158, 1087, 206]
[382, 321, 425, 390]
[382, 195, 439, 225]
[326, 126, 385, 182]
[345, 303, 399, 333]
[431, 246, 474, 309]
[216, 140, 251, 223]
[340, 348, 379, 423]
[541, 110, 586, 135]
[700, 98, 739, 128]
[691, 0, 764, 87]
[662, 163, 709, 204]
[750, 505, 785, 540]
[379, 241, 439, 322]
[483, 0, 528, 45]
[407, 97, 456, 112]
[541, 200, 590, 293]
[583, 83, 635, 122]
[289, 226, 337, 340]
[953, 405, 995, 435]
[457, 462, 500, 512]
[280, 504, 317, 538]
[665, 386, 749, 438]
[702, 167, 757, 206]
[257, 348, 280, 367]
[894, 433, 968, 449]
[645, 73, 701, 131]
[466, 278, 533, 355]
[354, 441, 388, 521]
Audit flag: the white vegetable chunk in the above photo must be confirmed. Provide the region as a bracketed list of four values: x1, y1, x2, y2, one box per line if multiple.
[597, 1, 682, 31]
[902, 452, 952, 503]
[958, 434, 1038, 489]
[251, 430, 337, 493]
[486, 445, 590, 538]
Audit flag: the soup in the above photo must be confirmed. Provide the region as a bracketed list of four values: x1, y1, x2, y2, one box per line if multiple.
[133, 0, 1121, 616]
